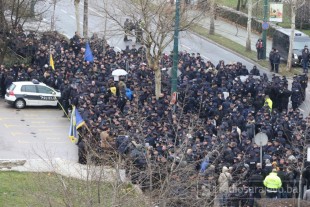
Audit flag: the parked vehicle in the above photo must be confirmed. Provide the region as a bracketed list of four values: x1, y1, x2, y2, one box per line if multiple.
[272, 28, 310, 66]
[5, 79, 61, 109]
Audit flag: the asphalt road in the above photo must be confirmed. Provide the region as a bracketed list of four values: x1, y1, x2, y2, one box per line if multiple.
[39, 0, 257, 69]
[0, 99, 77, 161]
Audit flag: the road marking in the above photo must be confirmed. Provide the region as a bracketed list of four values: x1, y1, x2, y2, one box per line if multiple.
[115, 46, 121, 51]
[70, 15, 75, 20]
[299, 108, 305, 112]
[24, 114, 39, 117]
[18, 140, 66, 144]
[0, 117, 63, 120]
[61, 9, 67, 14]
[201, 55, 210, 60]
[11, 132, 24, 136]
[4, 124, 19, 128]
[11, 132, 64, 136]
[180, 44, 191, 50]
[80, 21, 83, 25]
[31, 121, 47, 124]
[4, 124, 67, 128]
[89, 7, 103, 17]
[38, 129, 53, 131]
[46, 137, 61, 140]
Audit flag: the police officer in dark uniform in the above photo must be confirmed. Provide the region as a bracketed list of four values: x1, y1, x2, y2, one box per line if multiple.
[273, 49, 281, 73]
[291, 76, 303, 110]
[300, 73, 308, 101]
[61, 80, 71, 117]
[279, 85, 291, 112]
[269, 48, 275, 72]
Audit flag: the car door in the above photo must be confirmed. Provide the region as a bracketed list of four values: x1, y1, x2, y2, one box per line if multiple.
[36, 85, 57, 106]
[20, 85, 40, 106]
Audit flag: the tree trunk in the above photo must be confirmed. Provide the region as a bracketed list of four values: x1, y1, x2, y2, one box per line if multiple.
[237, 0, 241, 11]
[209, 0, 215, 35]
[246, 0, 252, 52]
[51, 0, 57, 31]
[74, 0, 80, 35]
[287, 0, 296, 71]
[154, 67, 162, 100]
[30, 0, 35, 17]
[154, 68, 162, 100]
[298, 165, 303, 207]
[83, 0, 88, 38]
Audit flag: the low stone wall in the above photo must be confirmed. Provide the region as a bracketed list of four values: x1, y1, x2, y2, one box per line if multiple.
[216, 6, 279, 37]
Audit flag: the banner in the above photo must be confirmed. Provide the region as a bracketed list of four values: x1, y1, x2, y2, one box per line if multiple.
[68, 106, 85, 143]
[269, 3, 283, 22]
[49, 54, 55, 70]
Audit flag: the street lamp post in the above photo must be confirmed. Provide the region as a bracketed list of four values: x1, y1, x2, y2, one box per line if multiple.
[171, 0, 180, 94]
[262, 0, 269, 59]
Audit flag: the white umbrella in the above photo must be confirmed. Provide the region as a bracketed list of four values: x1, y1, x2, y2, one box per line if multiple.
[112, 69, 128, 76]
[166, 67, 182, 77]
[239, 75, 261, 83]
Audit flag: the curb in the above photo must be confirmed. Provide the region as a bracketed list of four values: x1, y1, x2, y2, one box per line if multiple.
[0, 159, 27, 169]
[189, 29, 270, 73]
[0, 158, 127, 183]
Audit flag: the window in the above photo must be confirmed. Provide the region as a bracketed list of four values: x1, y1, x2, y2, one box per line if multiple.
[37, 86, 54, 94]
[21, 85, 37, 93]
[8, 84, 16, 91]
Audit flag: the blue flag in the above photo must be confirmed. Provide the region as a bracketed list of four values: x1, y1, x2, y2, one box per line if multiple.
[69, 106, 85, 143]
[84, 42, 94, 62]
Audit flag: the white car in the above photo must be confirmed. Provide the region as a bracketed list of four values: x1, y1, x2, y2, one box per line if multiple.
[5, 79, 61, 109]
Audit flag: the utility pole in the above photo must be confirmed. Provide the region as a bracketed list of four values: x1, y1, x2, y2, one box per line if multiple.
[171, 0, 180, 94]
[262, 0, 269, 59]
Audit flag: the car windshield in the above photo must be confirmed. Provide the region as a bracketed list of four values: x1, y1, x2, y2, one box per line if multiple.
[294, 41, 310, 50]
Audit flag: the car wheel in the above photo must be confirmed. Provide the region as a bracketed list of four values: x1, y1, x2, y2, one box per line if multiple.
[14, 99, 26, 109]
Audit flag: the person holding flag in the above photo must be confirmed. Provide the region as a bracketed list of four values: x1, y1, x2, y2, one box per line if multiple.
[84, 42, 94, 62]
[68, 105, 85, 143]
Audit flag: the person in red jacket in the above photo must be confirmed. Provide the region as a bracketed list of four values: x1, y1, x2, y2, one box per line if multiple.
[256, 39, 264, 60]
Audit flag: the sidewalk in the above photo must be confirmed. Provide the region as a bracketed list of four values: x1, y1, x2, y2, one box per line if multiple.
[193, 11, 273, 57]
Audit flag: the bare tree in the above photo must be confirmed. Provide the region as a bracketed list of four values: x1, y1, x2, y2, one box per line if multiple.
[245, 0, 262, 52]
[237, 0, 248, 11]
[0, 0, 48, 63]
[287, 0, 297, 71]
[245, 0, 253, 52]
[98, 0, 203, 99]
[209, 0, 215, 35]
[51, 0, 58, 31]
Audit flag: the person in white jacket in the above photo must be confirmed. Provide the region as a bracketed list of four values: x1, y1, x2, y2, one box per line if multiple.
[304, 189, 310, 201]
[216, 166, 232, 206]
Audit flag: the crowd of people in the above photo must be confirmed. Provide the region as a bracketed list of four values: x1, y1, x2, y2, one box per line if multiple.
[1, 30, 310, 206]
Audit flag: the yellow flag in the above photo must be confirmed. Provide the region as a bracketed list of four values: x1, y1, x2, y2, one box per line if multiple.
[49, 54, 55, 70]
